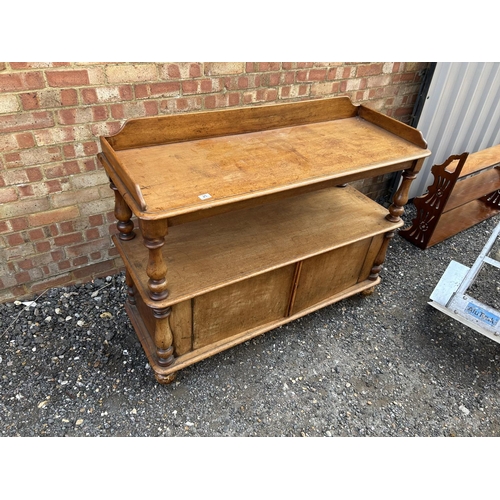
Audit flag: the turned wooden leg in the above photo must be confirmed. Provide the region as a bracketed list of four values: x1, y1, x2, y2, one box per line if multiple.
[387, 159, 425, 223]
[387, 170, 418, 223]
[153, 306, 175, 367]
[110, 180, 135, 241]
[140, 219, 169, 301]
[139, 219, 176, 369]
[369, 231, 395, 281]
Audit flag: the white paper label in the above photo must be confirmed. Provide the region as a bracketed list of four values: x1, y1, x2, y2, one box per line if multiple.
[198, 193, 212, 200]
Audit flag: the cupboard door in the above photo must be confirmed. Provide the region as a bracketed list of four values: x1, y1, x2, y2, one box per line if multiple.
[290, 238, 373, 314]
[193, 265, 296, 349]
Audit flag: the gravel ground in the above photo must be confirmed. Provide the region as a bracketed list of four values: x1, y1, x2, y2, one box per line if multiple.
[2, 203, 500, 438]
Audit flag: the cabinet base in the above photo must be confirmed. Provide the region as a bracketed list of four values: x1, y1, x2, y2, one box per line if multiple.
[125, 277, 380, 384]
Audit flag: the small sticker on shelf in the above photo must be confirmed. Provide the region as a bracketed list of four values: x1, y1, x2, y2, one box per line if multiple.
[198, 193, 212, 200]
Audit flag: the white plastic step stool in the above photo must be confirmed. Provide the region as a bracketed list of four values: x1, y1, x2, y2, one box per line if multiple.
[429, 220, 500, 343]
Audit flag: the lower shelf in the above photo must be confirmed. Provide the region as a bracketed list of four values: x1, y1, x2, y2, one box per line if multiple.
[126, 277, 380, 381]
[115, 185, 400, 308]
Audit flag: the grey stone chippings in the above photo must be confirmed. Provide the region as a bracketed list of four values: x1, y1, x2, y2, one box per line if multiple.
[1, 203, 500, 437]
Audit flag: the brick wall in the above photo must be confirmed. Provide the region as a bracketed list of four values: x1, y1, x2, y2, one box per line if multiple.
[0, 62, 429, 303]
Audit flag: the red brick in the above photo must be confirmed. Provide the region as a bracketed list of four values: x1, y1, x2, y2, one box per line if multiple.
[0, 71, 44, 92]
[84, 142, 99, 156]
[228, 92, 241, 106]
[51, 249, 65, 262]
[19, 92, 39, 110]
[394, 106, 414, 117]
[46, 69, 89, 87]
[54, 233, 84, 246]
[134, 84, 149, 99]
[309, 69, 327, 81]
[182, 80, 198, 94]
[17, 258, 35, 270]
[92, 106, 108, 121]
[90, 251, 101, 260]
[28, 228, 45, 240]
[0, 187, 18, 203]
[7, 233, 25, 246]
[204, 95, 216, 109]
[144, 100, 158, 115]
[258, 63, 281, 72]
[0, 220, 10, 233]
[15, 271, 31, 285]
[35, 241, 51, 252]
[18, 184, 34, 197]
[150, 82, 180, 96]
[26, 167, 43, 182]
[89, 214, 104, 226]
[73, 256, 89, 267]
[81, 88, 98, 104]
[63, 144, 75, 158]
[82, 158, 98, 171]
[356, 63, 384, 77]
[58, 260, 71, 270]
[237, 77, 248, 89]
[86, 228, 100, 240]
[45, 180, 62, 193]
[10, 217, 28, 231]
[268, 73, 281, 86]
[16, 133, 36, 149]
[61, 89, 79, 106]
[110, 103, 125, 119]
[167, 64, 181, 78]
[296, 70, 308, 82]
[59, 220, 75, 233]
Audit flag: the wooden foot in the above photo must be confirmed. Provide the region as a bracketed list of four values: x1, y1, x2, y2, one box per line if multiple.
[154, 371, 177, 385]
[361, 286, 375, 296]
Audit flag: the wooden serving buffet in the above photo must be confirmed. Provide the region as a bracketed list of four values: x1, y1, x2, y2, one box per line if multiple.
[97, 97, 431, 384]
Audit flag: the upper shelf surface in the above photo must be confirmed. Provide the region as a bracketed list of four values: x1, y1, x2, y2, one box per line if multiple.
[101, 99, 430, 218]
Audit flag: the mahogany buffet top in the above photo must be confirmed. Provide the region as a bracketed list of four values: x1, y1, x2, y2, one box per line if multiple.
[100, 97, 431, 220]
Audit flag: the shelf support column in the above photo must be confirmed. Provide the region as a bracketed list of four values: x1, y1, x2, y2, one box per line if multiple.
[387, 159, 424, 223]
[140, 219, 175, 370]
[369, 231, 395, 281]
[110, 180, 135, 241]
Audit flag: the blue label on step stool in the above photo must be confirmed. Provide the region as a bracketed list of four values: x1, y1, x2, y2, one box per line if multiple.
[465, 302, 500, 326]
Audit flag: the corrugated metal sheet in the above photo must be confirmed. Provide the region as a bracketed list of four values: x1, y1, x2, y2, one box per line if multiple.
[410, 62, 500, 199]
